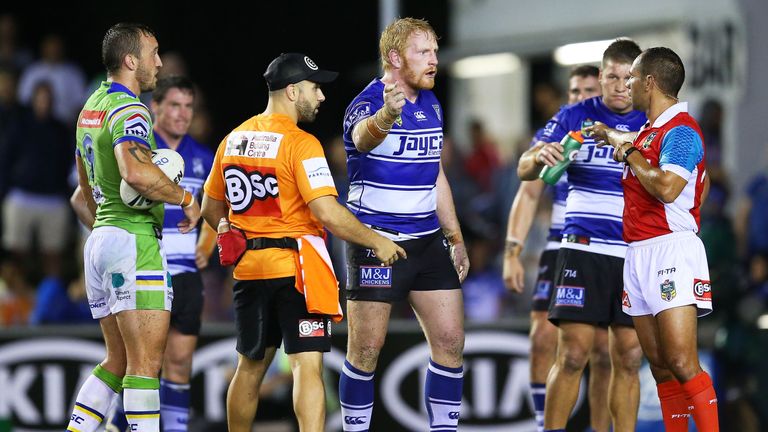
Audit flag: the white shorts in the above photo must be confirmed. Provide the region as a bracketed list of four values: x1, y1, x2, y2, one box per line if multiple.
[84, 226, 173, 319]
[623, 231, 712, 317]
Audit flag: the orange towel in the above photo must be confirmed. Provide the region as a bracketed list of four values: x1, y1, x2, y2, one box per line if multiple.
[293, 235, 343, 322]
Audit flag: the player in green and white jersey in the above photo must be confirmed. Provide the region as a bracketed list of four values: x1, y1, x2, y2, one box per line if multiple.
[66, 23, 200, 432]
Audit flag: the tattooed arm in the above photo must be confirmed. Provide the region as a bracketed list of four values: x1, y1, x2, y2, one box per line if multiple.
[114, 141, 200, 232]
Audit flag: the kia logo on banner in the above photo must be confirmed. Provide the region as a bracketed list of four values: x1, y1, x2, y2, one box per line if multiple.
[324, 331, 586, 431]
[0, 338, 105, 429]
[382, 331, 536, 431]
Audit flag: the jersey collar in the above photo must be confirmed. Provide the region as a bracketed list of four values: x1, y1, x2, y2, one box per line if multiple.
[651, 102, 688, 128]
[106, 81, 137, 98]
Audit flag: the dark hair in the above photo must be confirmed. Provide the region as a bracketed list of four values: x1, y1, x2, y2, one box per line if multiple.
[638, 47, 685, 98]
[102, 23, 155, 76]
[569, 64, 599, 79]
[152, 75, 195, 103]
[602, 38, 642, 67]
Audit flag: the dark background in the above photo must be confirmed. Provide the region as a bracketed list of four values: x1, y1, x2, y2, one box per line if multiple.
[4, 2, 450, 147]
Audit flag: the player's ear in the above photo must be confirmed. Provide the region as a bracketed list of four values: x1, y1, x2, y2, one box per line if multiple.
[388, 49, 402, 69]
[124, 53, 137, 72]
[285, 83, 298, 102]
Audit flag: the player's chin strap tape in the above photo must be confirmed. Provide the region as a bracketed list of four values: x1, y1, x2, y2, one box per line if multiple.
[246, 237, 299, 251]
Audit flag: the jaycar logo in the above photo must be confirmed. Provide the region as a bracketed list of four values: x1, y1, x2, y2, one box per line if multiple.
[0, 338, 105, 430]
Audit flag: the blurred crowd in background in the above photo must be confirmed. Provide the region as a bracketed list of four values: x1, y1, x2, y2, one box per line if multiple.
[1, 10, 768, 427]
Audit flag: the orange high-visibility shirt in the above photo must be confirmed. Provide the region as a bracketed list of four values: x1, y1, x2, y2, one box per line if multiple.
[204, 113, 337, 280]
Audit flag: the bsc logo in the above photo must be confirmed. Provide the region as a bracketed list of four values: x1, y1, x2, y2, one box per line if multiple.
[344, 416, 367, 425]
[298, 319, 326, 338]
[693, 279, 712, 301]
[224, 165, 280, 217]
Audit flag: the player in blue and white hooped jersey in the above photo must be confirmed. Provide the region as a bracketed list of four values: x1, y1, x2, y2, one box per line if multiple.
[519, 40, 647, 432]
[104, 76, 216, 432]
[504, 65, 615, 432]
[151, 76, 215, 432]
[338, 18, 468, 432]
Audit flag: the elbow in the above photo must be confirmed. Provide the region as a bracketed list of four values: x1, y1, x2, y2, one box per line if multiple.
[122, 170, 148, 191]
[354, 141, 371, 153]
[659, 194, 676, 204]
[120, 169, 140, 189]
[658, 188, 680, 204]
[308, 199, 337, 228]
[312, 208, 334, 227]
[69, 190, 81, 209]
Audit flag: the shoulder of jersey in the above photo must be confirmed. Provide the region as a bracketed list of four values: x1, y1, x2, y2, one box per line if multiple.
[185, 135, 215, 157]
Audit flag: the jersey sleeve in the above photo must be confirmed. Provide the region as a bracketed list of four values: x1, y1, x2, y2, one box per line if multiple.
[107, 102, 153, 148]
[204, 136, 228, 201]
[659, 126, 704, 180]
[538, 105, 574, 144]
[342, 96, 380, 143]
[293, 135, 338, 203]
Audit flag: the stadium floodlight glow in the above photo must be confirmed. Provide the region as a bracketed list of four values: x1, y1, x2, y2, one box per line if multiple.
[451, 53, 521, 79]
[554, 39, 614, 66]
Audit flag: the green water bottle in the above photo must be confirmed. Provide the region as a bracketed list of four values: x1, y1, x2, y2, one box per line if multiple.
[539, 130, 585, 185]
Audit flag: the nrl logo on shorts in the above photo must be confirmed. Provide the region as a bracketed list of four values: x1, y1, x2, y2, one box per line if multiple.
[642, 131, 657, 149]
[660, 279, 676, 302]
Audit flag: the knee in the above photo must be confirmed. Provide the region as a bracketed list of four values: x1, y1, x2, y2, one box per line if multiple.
[430, 329, 465, 363]
[530, 326, 557, 357]
[663, 352, 699, 381]
[163, 353, 192, 382]
[558, 348, 590, 374]
[614, 344, 643, 375]
[590, 343, 612, 372]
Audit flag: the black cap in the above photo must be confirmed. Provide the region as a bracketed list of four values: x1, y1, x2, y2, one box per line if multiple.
[263, 53, 339, 91]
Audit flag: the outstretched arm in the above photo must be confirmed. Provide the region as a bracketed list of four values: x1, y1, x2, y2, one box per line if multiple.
[350, 81, 405, 153]
[308, 195, 406, 266]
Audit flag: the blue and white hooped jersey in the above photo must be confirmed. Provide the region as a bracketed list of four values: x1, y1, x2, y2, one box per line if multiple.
[530, 130, 568, 251]
[155, 132, 214, 275]
[343, 79, 443, 239]
[540, 96, 646, 258]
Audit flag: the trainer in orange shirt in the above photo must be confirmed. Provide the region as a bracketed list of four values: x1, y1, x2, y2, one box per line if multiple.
[201, 52, 405, 432]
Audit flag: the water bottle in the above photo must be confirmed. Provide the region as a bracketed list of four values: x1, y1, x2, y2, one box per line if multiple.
[217, 217, 230, 234]
[539, 130, 585, 185]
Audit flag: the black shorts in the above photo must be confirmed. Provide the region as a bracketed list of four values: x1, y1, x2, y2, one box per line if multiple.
[233, 277, 331, 360]
[345, 231, 461, 302]
[170, 272, 204, 335]
[531, 249, 558, 312]
[548, 248, 633, 327]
